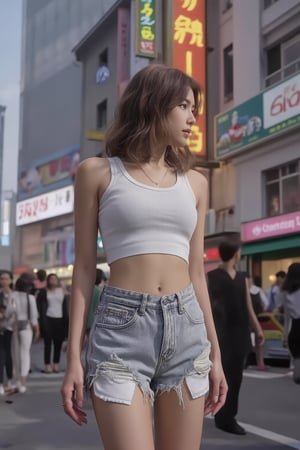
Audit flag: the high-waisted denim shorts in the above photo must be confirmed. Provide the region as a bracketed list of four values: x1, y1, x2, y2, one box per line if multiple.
[85, 283, 211, 405]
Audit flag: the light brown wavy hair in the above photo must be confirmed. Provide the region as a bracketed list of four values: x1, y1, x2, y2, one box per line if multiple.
[105, 64, 201, 173]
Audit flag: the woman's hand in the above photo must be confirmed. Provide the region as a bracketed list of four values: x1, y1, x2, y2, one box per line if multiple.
[204, 357, 228, 416]
[61, 361, 87, 426]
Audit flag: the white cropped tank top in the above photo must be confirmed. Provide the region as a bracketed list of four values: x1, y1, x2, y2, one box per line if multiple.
[98, 157, 197, 264]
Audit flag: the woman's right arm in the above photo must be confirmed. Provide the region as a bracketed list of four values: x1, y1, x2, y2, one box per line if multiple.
[61, 157, 108, 425]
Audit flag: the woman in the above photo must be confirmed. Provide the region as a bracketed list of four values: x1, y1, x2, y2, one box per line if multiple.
[13, 273, 39, 393]
[37, 274, 67, 373]
[282, 263, 300, 384]
[0, 270, 16, 394]
[61, 64, 227, 450]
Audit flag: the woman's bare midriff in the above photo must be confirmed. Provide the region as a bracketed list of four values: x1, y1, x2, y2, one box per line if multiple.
[108, 254, 191, 295]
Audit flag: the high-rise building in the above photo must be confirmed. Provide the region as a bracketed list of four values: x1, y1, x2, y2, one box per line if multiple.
[205, 0, 300, 283]
[15, 0, 120, 279]
[0, 105, 6, 195]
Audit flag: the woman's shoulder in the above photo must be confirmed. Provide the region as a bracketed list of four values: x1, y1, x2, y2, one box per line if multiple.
[77, 157, 110, 174]
[76, 157, 111, 182]
[185, 169, 208, 204]
[186, 168, 207, 185]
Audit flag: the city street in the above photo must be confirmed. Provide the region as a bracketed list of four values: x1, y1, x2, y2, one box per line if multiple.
[1, 342, 300, 450]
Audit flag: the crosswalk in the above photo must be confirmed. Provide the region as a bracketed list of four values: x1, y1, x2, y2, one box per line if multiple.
[244, 367, 293, 379]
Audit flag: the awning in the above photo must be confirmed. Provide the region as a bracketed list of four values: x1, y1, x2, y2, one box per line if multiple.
[242, 235, 300, 256]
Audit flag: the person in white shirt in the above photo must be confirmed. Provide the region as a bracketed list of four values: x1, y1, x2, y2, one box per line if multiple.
[265, 271, 286, 312]
[37, 274, 66, 374]
[13, 273, 39, 393]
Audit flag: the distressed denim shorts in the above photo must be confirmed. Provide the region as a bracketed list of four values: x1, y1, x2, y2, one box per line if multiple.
[85, 283, 211, 405]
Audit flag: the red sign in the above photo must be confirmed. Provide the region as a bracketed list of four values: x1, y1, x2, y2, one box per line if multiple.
[172, 0, 206, 156]
[204, 247, 220, 261]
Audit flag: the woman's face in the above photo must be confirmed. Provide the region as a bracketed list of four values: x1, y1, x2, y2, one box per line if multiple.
[48, 275, 59, 288]
[0, 272, 12, 289]
[166, 87, 196, 147]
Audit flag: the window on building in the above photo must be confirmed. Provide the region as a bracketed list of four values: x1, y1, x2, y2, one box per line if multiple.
[263, 0, 279, 9]
[222, 0, 232, 13]
[265, 33, 300, 87]
[223, 44, 233, 101]
[97, 100, 107, 129]
[264, 161, 300, 216]
[99, 48, 108, 66]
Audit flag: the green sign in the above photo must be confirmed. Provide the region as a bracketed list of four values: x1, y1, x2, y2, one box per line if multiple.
[136, 0, 157, 58]
[215, 72, 300, 159]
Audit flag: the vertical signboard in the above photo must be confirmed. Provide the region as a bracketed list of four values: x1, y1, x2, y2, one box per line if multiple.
[136, 0, 157, 58]
[172, 0, 206, 156]
[117, 8, 130, 97]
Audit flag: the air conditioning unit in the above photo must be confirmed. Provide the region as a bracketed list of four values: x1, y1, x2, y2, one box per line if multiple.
[205, 209, 216, 235]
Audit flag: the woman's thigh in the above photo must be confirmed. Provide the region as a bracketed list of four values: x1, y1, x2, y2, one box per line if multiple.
[91, 386, 154, 450]
[154, 381, 205, 450]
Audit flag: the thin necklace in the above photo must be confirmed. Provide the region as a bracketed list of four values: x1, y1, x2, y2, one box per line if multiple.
[138, 164, 169, 187]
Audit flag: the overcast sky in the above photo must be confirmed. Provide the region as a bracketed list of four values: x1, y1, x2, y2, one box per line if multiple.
[0, 0, 22, 193]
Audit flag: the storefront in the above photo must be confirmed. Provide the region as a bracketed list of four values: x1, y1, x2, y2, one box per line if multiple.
[241, 210, 300, 289]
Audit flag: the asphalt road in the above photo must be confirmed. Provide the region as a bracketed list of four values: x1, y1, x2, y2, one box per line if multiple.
[1, 342, 299, 450]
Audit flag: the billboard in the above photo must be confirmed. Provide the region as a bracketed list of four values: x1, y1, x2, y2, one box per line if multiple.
[215, 72, 300, 159]
[16, 185, 74, 226]
[136, 0, 157, 58]
[171, 0, 207, 156]
[17, 144, 80, 201]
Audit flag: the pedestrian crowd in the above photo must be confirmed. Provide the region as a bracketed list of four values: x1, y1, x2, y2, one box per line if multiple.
[0, 267, 107, 396]
[0, 269, 70, 394]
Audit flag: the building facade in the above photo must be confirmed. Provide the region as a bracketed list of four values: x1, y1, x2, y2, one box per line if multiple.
[16, 0, 121, 280]
[212, 0, 300, 287]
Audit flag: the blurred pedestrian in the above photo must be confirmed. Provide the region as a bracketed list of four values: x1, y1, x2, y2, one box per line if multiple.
[61, 64, 227, 449]
[37, 273, 67, 373]
[34, 269, 47, 339]
[0, 270, 15, 394]
[0, 270, 16, 394]
[265, 271, 286, 312]
[33, 269, 47, 293]
[282, 263, 300, 384]
[249, 275, 268, 370]
[85, 269, 105, 337]
[207, 237, 264, 435]
[0, 270, 15, 395]
[13, 273, 39, 393]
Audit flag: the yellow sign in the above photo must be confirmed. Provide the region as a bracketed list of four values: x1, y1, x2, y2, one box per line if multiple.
[86, 130, 105, 141]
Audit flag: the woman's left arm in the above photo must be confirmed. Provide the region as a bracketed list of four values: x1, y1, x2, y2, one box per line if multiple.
[188, 170, 227, 416]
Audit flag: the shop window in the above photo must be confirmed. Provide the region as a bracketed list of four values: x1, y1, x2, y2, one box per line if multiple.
[96, 100, 107, 129]
[265, 33, 300, 87]
[99, 48, 108, 66]
[264, 161, 300, 216]
[223, 44, 233, 101]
